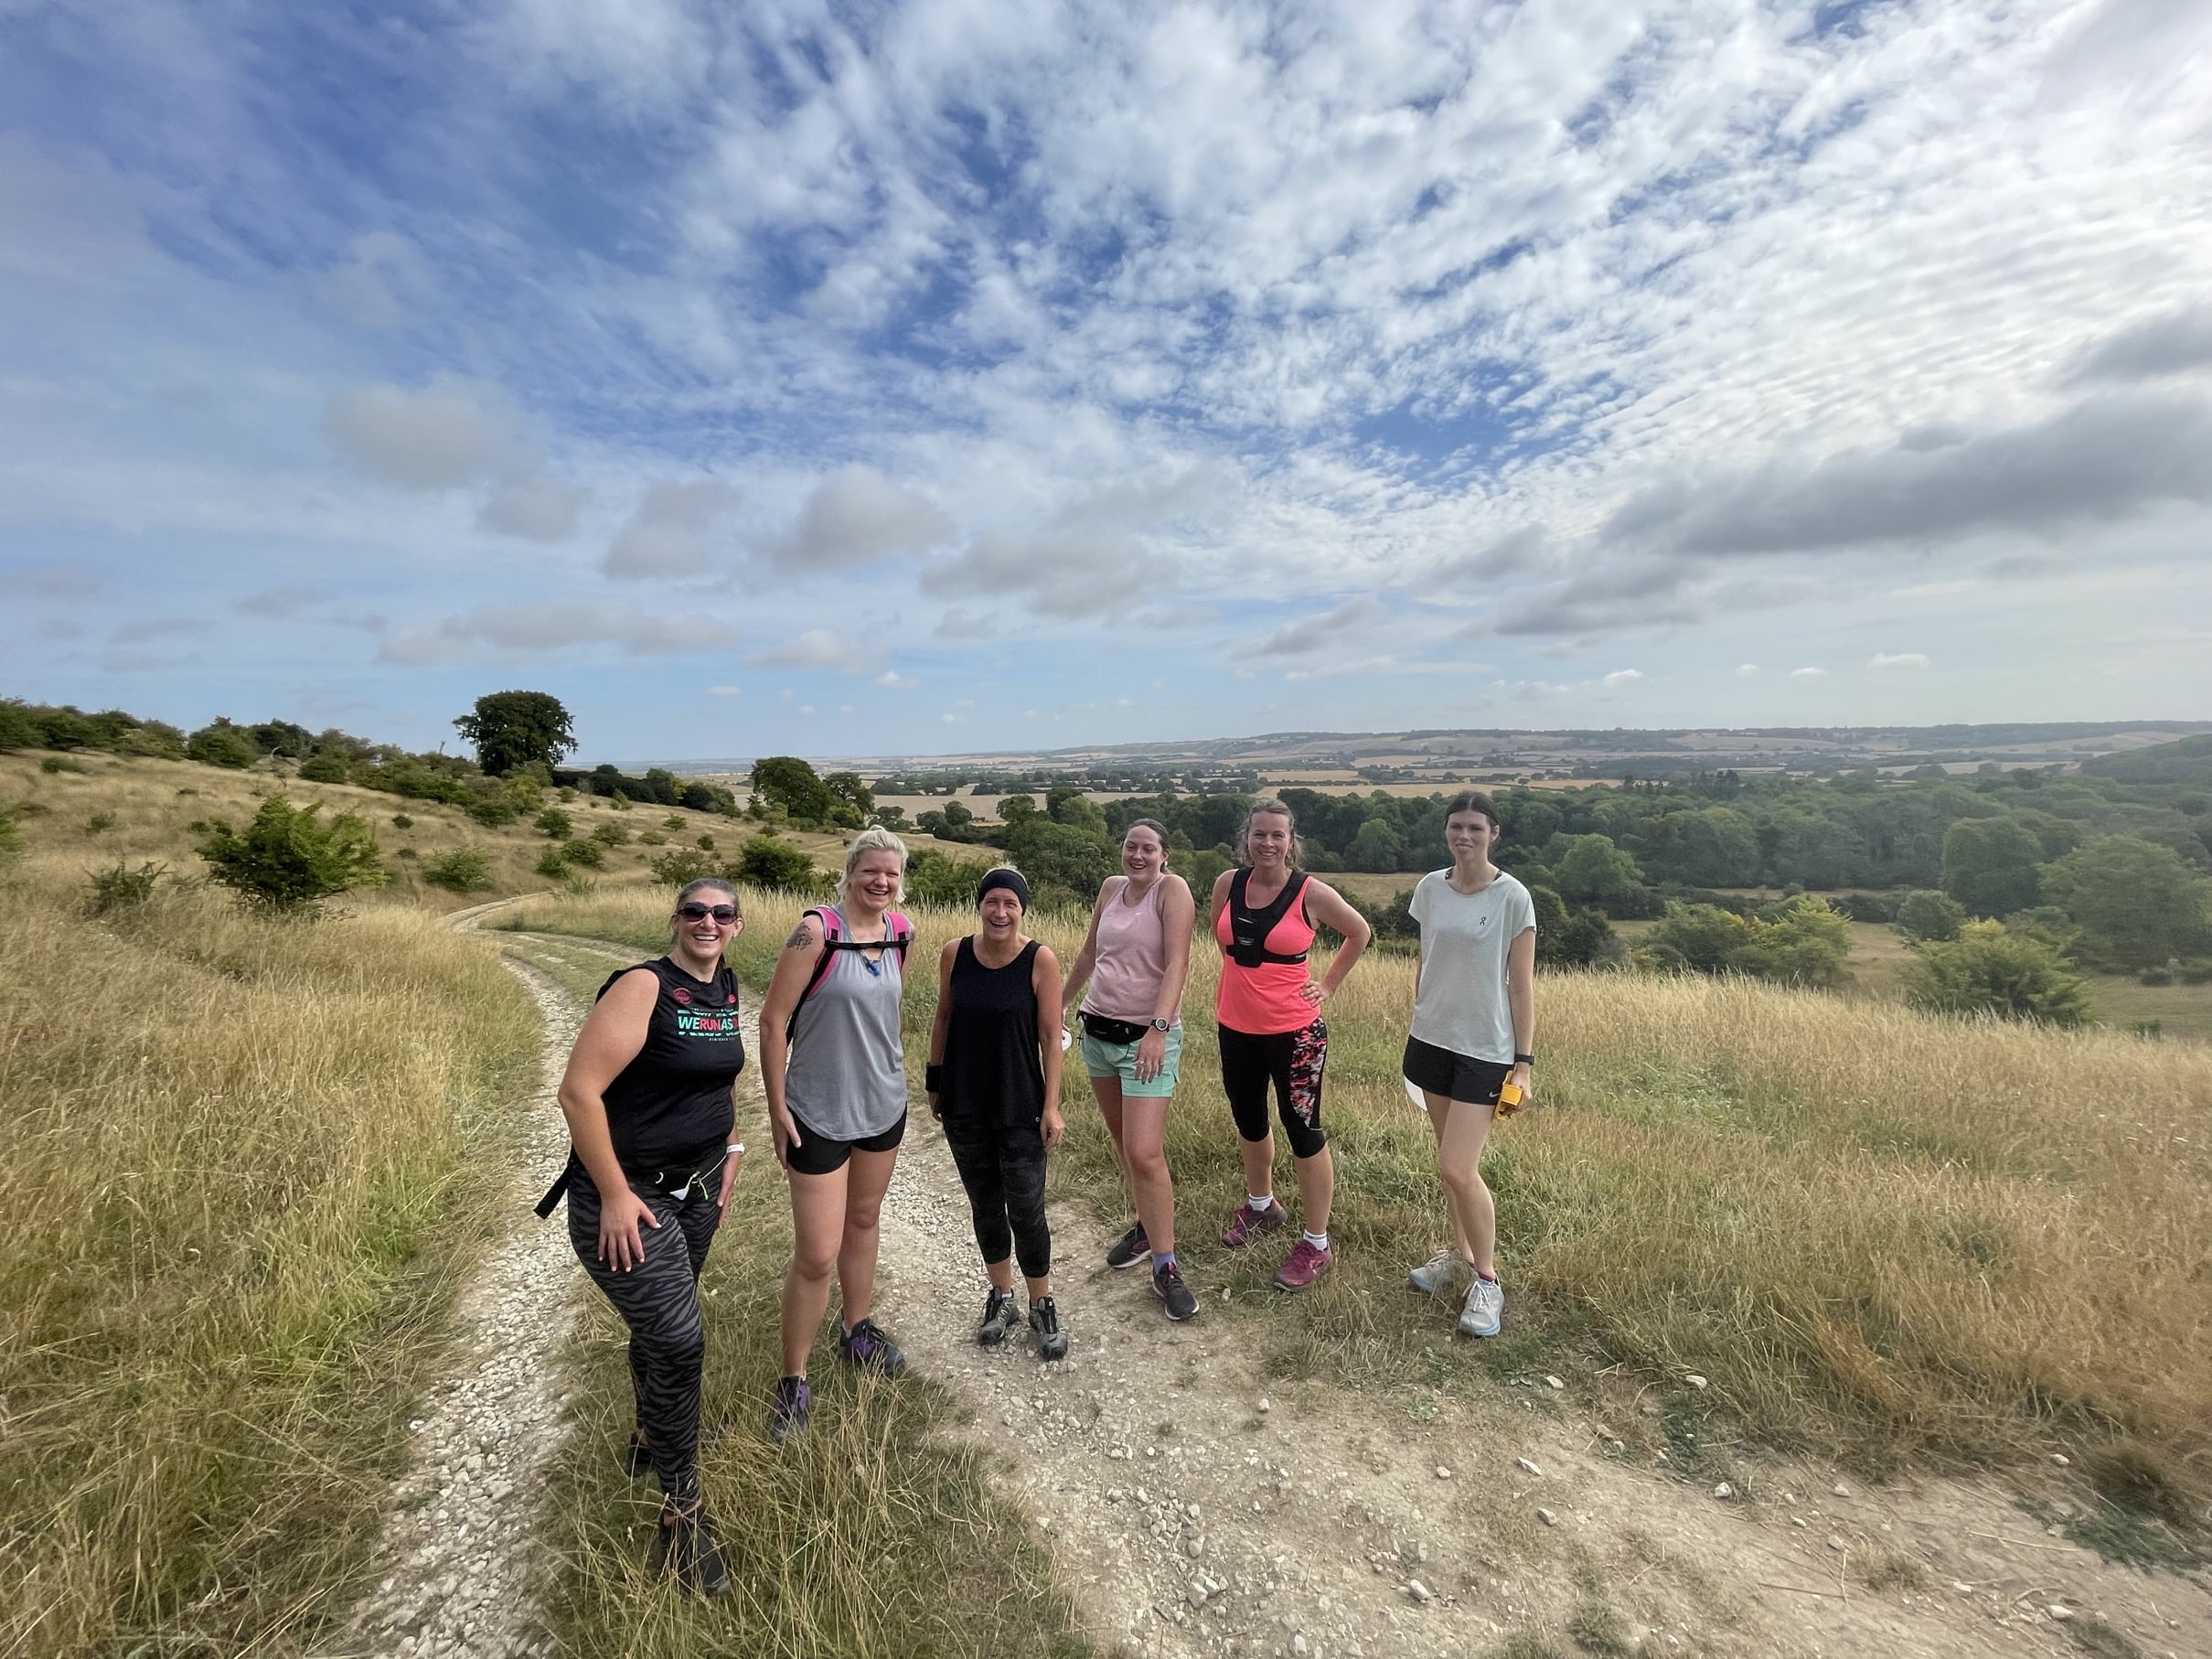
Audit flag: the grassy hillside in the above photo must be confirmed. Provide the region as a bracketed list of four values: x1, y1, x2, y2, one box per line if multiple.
[0, 755, 540, 1655]
[510, 884, 2212, 1522]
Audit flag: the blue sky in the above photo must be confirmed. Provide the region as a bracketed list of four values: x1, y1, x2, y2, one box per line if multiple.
[5, 0, 2211, 764]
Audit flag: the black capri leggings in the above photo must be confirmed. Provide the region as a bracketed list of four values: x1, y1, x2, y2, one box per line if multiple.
[941, 1112, 1053, 1279]
[1218, 1017, 1330, 1160]
[566, 1161, 723, 1500]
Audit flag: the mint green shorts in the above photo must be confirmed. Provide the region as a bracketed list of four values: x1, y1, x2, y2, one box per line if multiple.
[1081, 1021, 1184, 1097]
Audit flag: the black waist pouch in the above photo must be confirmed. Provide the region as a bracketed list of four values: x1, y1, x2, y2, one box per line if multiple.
[1081, 1011, 1150, 1046]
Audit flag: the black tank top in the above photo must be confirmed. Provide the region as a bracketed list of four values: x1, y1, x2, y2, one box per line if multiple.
[940, 937, 1045, 1128]
[595, 958, 743, 1172]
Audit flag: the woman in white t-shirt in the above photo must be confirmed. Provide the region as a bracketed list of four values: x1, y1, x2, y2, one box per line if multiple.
[1402, 790, 1536, 1339]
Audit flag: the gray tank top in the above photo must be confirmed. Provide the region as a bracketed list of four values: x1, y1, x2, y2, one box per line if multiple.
[785, 904, 908, 1140]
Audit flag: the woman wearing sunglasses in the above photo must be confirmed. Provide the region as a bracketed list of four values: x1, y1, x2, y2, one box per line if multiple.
[549, 876, 749, 1596]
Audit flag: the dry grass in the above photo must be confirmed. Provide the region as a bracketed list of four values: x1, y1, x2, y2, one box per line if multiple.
[500, 935, 1087, 1659]
[513, 883, 2212, 1503]
[0, 821, 538, 1654]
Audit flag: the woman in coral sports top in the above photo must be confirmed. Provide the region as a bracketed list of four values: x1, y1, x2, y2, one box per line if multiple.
[1208, 797, 1371, 1291]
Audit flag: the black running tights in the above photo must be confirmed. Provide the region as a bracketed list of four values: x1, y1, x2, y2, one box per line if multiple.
[566, 1166, 722, 1498]
[942, 1113, 1053, 1279]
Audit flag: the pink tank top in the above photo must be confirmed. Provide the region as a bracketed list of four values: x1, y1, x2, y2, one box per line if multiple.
[1084, 877, 1177, 1022]
[1213, 873, 1318, 1035]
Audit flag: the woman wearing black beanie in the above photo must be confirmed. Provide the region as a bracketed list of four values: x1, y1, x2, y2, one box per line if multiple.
[924, 865, 1072, 1359]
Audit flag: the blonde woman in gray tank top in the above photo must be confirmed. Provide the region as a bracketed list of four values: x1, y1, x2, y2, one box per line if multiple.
[756, 828, 915, 1442]
[1059, 819, 1199, 1322]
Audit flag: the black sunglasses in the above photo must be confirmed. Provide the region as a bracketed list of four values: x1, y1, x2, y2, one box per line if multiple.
[677, 903, 741, 924]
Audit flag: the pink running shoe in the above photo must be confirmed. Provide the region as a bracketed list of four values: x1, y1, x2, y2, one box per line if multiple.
[1273, 1238, 1333, 1291]
[1221, 1200, 1287, 1249]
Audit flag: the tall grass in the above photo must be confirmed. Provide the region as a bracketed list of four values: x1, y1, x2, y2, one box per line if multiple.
[509, 883, 2212, 1495]
[0, 862, 538, 1655]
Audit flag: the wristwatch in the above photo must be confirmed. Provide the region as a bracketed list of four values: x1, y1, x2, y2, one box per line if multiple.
[1150, 1017, 1172, 1033]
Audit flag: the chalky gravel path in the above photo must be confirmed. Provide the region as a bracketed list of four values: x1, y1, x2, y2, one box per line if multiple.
[320, 900, 581, 1659]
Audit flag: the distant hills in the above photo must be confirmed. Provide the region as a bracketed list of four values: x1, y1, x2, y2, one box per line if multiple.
[657, 720, 2212, 782]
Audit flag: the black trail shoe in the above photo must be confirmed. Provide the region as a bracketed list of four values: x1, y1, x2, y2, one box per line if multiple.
[767, 1375, 811, 1445]
[651, 1494, 732, 1597]
[1105, 1222, 1151, 1270]
[1028, 1295, 1070, 1362]
[838, 1317, 908, 1375]
[1152, 1259, 1199, 1322]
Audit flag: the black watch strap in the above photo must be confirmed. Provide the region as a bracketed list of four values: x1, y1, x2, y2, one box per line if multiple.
[1151, 1017, 1172, 1033]
[1513, 1052, 1534, 1065]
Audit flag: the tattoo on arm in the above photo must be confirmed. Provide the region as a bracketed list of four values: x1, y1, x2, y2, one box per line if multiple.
[784, 923, 813, 950]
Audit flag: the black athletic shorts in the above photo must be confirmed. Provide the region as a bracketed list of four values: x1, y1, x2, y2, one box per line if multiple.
[1402, 1035, 1512, 1107]
[784, 1109, 907, 1176]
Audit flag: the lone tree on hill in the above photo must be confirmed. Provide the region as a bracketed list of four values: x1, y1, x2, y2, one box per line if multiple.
[751, 755, 834, 825]
[454, 690, 577, 777]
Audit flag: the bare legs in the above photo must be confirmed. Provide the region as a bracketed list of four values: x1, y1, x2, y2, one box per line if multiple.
[780, 1144, 899, 1375]
[1423, 1092, 1497, 1277]
[1091, 1076, 1177, 1253]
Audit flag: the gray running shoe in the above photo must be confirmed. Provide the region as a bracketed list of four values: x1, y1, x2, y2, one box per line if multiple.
[1459, 1275, 1504, 1339]
[1028, 1296, 1070, 1361]
[977, 1286, 1021, 1347]
[651, 1495, 732, 1597]
[1409, 1249, 1469, 1296]
[1106, 1222, 1151, 1270]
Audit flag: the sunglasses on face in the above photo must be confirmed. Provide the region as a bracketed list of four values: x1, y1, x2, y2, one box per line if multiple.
[677, 903, 741, 924]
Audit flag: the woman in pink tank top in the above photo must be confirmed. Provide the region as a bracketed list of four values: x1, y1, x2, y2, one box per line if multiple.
[1061, 819, 1199, 1321]
[1208, 798, 1372, 1292]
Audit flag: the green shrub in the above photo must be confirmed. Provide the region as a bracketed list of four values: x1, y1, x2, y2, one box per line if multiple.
[557, 839, 604, 869]
[643, 848, 711, 885]
[639, 830, 668, 846]
[294, 750, 350, 784]
[390, 814, 413, 829]
[1896, 888, 1966, 942]
[535, 845, 569, 880]
[694, 833, 715, 851]
[421, 849, 495, 893]
[1731, 894, 1853, 987]
[40, 756, 84, 775]
[464, 795, 519, 828]
[0, 812, 24, 866]
[2139, 968, 2174, 987]
[906, 847, 995, 906]
[84, 812, 115, 835]
[86, 862, 168, 915]
[591, 821, 630, 847]
[186, 721, 259, 770]
[1905, 921, 2094, 1026]
[734, 834, 824, 893]
[534, 808, 573, 840]
[197, 797, 389, 911]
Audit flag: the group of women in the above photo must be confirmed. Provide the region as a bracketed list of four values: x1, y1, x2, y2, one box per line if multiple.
[546, 793, 1535, 1594]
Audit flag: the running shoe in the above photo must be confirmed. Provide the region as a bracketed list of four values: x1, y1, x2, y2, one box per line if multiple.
[1221, 1200, 1287, 1249]
[1028, 1296, 1070, 1361]
[1408, 1249, 1469, 1296]
[1273, 1237, 1333, 1292]
[1105, 1222, 1152, 1270]
[650, 1495, 732, 1597]
[767, 1375, 811, 1444]
[977, 1286, 1021, 1347]
[1152, 1259, 1199, 1322]
[1459, 1275, 1505, 1339]
[623, 1426, 652, 1478]
[838, 1317, 908, 1375]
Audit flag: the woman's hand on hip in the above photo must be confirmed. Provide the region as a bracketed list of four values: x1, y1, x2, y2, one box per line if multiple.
[1300, 978, 1331, 1007]
[597, 1184, 660, 1272]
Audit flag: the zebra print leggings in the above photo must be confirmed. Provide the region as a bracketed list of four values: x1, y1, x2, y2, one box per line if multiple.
[566, 1163, 723, 1498]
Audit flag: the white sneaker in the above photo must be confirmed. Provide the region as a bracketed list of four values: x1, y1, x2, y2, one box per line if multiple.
[1459, 1275, 1504, 1338]
[1408, 1249, 1466, 1295]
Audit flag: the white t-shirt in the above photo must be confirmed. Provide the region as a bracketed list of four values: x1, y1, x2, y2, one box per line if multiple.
[1408, 869, 1536, 1065]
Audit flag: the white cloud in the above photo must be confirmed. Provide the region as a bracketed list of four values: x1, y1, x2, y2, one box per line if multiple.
[325, 379, 522, 491]
[1236, 595, 1387, 659]
[708, 684, 743, 697]
[1601, 668, 1644, 687]
[876, 670, 918, 689]
[604, 481, 740, 581]
[753, 466, 952, 571]
[478, 476, 586, 541]
[753, 628, 885, 672]
[1790, 667, 1827, 679]
[378, 603, 731, 664]
[1734, 663, 1760, 677]
[1869, 652, 1931, 669]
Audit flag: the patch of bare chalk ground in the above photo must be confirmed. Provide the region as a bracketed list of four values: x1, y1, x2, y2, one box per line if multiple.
[318, 902, 582, 1659]
[867, 1137, 2212, 1659]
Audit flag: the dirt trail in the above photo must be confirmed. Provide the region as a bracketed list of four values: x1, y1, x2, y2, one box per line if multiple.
[344, 924, 2211, 1659]
[320, 908, 582, 1659]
